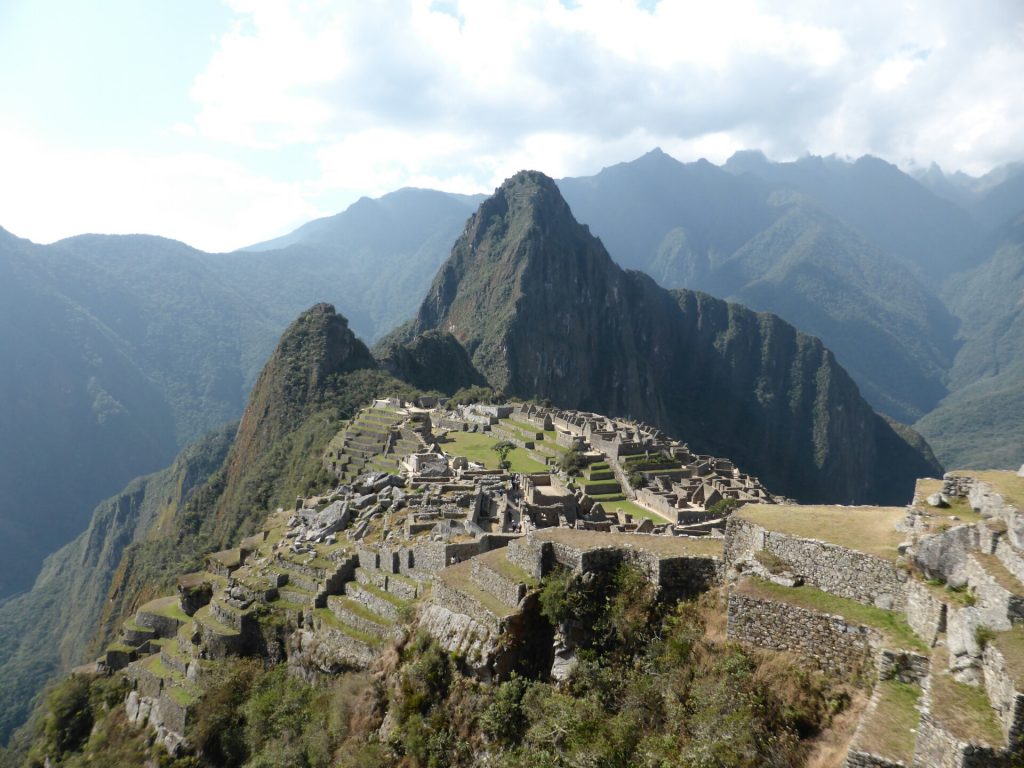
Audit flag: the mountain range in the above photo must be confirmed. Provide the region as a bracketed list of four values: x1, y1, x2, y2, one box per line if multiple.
[1, 147, 1022, 744]
[2, 149, 1021, 602]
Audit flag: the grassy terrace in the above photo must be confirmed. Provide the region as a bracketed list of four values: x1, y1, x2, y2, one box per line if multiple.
[960, 470, 1024, 510]
[438, 431, 548, 473]
[914, 478, 982, 524]
[973, 553, 1024, 595]
[437, 560, 516, 618]
[313, 608, 381, 646]
[531, 527, 723, 558]
[735, 504, 906, 560]
[930, 649, 1004, 746]
[735, 578, 927, 652]
[477, 547, 538, 588]
[139, 595, 190, 622]
[855, 680, 922, 763]
[992, 627, 1024, 686]
[593, 495, 672, 524]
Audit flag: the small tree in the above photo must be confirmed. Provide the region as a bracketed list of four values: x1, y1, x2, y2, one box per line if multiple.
[558, 447, 586, 476]
[492, 440, 515, 470]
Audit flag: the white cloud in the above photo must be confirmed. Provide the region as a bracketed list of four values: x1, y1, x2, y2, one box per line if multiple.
[7, 0, 1024, 246]
[0, 121, 321, 252]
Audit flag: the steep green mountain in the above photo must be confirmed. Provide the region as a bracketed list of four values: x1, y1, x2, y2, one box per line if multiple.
[719, 201, 957, 421]
[405, 171, 941, 504]
[558, 150, 958, 423]
[229, 188, 484, 341]
[916, 215, 1024, 469]
[375, 329, 486, 394]
[0, 425, 233, 743]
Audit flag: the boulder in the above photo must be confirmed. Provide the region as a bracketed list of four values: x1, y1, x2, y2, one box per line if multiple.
[1018, 464, 1024, 478]
[926, 492, 949, 508]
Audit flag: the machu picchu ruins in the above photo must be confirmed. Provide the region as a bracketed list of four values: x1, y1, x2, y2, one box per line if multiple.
[83, 396, 1024, 766]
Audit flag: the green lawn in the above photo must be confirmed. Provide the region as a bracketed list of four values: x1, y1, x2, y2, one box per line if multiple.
[593, 496, 672, 524]
[439, 431, 548, 473]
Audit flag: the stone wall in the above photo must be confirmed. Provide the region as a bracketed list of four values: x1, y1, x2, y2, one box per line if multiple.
[912, 711, 1004, 768]
[633, 487, 681, 520]
[983, 643, 1024, 748]
[506, 537, 543, 580]
[431, 576, 506, 633]
[727, 591, 878, 678]
[471, 558, 526, 608]
[904, 578, 946, 648]
[725, 518, 909, 611]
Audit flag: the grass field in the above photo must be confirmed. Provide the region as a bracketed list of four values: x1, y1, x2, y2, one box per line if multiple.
[439, 431, 549, 473]
[735, 505, 906, 560]
[593, 496, 672, 524]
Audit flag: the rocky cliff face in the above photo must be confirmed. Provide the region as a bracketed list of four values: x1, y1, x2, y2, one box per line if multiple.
[408, 171, 941, 503]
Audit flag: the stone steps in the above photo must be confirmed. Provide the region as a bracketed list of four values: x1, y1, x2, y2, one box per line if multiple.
[326, 595, 396, 639]
[344, 581, 408, 622]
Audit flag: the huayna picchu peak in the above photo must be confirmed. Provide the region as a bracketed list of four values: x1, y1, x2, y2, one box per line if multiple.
[398, 170, 940, 505]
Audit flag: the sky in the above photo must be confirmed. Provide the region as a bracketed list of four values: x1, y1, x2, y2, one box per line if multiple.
[1, 0, 1022, 252]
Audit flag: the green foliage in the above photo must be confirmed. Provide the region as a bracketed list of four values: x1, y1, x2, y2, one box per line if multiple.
[708, 497, 744, 517]
[627, 470, 646, 489]
[480, 675, 531, 747]
[491, 440, 515, 470]
[557, 447, 586, 477]
[447, 385, 504, 407]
